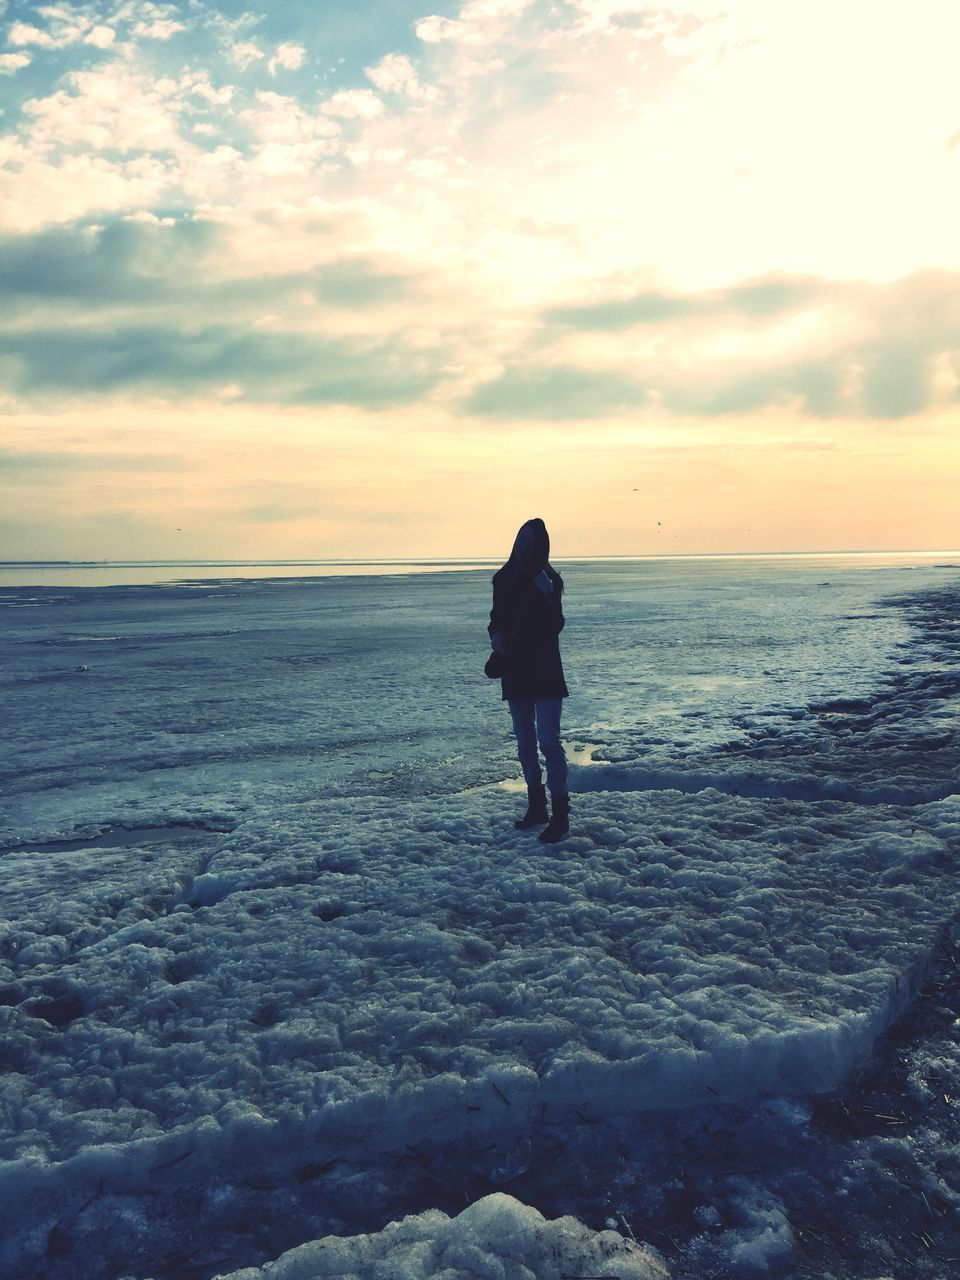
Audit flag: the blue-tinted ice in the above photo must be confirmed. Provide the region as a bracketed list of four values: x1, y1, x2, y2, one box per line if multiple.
[1, 558, 959, 1278]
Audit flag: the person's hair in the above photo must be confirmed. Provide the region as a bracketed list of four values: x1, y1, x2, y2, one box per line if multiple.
[506, 517, 561, 590]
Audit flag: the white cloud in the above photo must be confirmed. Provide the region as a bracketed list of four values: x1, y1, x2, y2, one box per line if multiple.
[133, 17, 183, 39]
[416, 0, 533, 44]
[414, 16, 463, 44]
[248, 139, 332, 176]
[22, 65, 187, 153]
[230, 41, 264, 70]
[83, 25, 116, 49]
[183, 71, 234, 106]
[237, 91, 340, 176]
[0, 52, 31, 74]
[321, 89, 384, 120]
[267, 42, 306, 76]
[408, 156, 448, 179]
[128, 2, 186, 41]
[6, 6, 153, 50]
[365, 53, 438, 102]
[0, 147, 173, 232]
[7, 2, 105, 49]
[242, 91, 339, 145]
[8, 21, 56, 47]
[123, 209, 175, 223]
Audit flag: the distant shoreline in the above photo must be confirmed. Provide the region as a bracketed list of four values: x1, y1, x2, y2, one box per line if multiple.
[3, 551, 960, 591]
[4, 550, 960, 569]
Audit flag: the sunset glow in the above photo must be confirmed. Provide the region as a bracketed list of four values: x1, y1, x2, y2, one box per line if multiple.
[2, 0, 959, 558]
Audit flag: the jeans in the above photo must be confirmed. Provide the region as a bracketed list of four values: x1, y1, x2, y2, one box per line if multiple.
[508, 697, 568, 797]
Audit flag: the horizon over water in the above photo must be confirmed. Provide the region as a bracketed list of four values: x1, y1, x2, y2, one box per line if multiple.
[3, 548, 960, 588]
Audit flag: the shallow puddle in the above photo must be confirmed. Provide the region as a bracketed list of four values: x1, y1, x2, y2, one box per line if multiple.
[1, 823, 232, 856]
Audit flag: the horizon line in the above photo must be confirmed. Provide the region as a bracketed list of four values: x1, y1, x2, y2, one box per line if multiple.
[4, 549, 960, 568]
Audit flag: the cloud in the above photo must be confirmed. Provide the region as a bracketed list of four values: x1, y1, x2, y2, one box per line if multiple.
[471, 271, 960, 420]
[0, 52, 31, 74]
[0, 322, 443, 408]
[416, 0, 534, 45]
[240, 91, 339, 146]
[7, 21, 56, 48]
[0, 447, 182, 477]
[3, 212, 956, 424]
[130, 3, 186, 41]
[0, 217, 439, 409]
[7, 6, 113, 50]
[0, 218, 423, 329]
[267, 42, 306, 75]
[0, 0, 762, 247]
[0, 219, 217, 304]
[83, 25, 116, 48]
[230, 40, 265, 70]
[547, 292, 707, 330]
[321, 89, 385, 120]
[22, 65, 188, 152]
[465, 364, 648, 418]
[1, 0, 958, 435]
[5, 3, 185, 51]
[546, 277, 826, 330]
[365, 53, 439, 102]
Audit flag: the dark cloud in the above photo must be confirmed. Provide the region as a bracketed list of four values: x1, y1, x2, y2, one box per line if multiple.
[0, 218, 437, 408]
[721, 277, 824, 317]
[465, 364, 648, 419]
[498, 269, 960, 421]
[0, 323, 441, 407]
[0, 220, 417, 312]
[665, 359, 846, 418]
[0, 449, 183, 476]
[0, 221, 218, 304]
[547, 293, 703, 330]
[546, 275, 827, 330]
[859, 343, 935, 420]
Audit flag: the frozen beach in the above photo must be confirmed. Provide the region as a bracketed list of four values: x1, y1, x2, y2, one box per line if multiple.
[2, 556, 959, 1279]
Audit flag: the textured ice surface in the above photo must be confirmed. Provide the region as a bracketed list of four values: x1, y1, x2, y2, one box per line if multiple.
[2, 784, 958, 1275]
[212, 1193, 669, 1280]
[2, 560, 960, 1278]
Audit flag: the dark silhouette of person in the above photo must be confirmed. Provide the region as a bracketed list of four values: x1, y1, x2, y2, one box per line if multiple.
[488, 517, 570, 842]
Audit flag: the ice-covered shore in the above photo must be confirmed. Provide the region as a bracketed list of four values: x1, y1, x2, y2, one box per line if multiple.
[2, 563, 959, 1278]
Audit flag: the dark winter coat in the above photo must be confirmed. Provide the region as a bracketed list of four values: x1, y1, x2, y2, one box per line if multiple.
[488, 563, 569, 701]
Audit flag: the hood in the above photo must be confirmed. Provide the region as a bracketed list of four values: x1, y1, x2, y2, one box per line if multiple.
[509, 517, 550, 576]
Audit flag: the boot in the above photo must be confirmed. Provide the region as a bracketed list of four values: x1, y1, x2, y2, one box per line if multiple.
[538, 793, 570, 844]
[514, 783, 548, 829]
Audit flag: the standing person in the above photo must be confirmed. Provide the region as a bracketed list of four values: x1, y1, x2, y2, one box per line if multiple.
[488, 517, 570, 843]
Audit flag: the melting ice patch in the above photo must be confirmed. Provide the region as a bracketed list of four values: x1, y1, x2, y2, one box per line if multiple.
[581, 581, 960, 806]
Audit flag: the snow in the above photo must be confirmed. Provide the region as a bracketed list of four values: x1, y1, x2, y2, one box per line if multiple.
[3, 787, 955, 1182]
[211, 1193, 669, 1280]
[2, 556, 960, 1278]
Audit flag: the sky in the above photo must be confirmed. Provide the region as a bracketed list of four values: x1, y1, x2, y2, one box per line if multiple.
[1, 0, 958, 560]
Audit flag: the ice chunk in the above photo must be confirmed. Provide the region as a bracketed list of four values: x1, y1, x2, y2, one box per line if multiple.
[211, 1193, 670, 1280]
